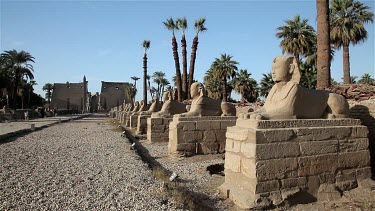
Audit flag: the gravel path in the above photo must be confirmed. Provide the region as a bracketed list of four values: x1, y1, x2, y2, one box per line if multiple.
[0, 115, 170, 210]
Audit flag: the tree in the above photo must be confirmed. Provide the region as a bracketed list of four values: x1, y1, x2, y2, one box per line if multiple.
[358, 73, 374, 85]
[0, 50, 35, 109]
[152, 71, 167, 101]
[42, 83, 54, 105]
[259, 73, 274, 98]
[163, 18, 182, 102]
[299, 61, 317, 89]
[188, 17, 207, 98]
[211, 54, 239, 102]
[316, 0, 331, 89]
[204, 68, 223, 100]
[232, 69, 258, 103]
[177, 17, 189, 100]
[142, 40, 150, 106]
[330, 0, 374, 84]
[130, 76, 140, 88]
[126, 84, 137, 104]
[350, 76, 358, 84]
[276, 15, 316, 65]
[27, 80, 37, 107]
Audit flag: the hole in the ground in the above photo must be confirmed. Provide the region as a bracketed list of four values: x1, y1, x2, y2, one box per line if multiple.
[206, 163, 224, 176]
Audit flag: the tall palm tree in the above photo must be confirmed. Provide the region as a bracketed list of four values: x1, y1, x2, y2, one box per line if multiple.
[1, 50, 35, 109]
[152, 71, 166, 101]
[259, 73, 275, 98]
[204, 68, 222, 100]
[126, 84, 137, 104]
[159, 78, 170, 102]
[177, 17, 188, 100]
[211, 54, 239, 102]
[189, 17, 207, 98]
[276, 15, 316, 65]
[130, 76, 140, 88]
[316, 0, 331, 89]
[330, 0, 374, 84]
[142, 40, 150, 106]
[27, 80, 37, 107]
[232, 69, 258, 103]
[42, 83, 54, 105]
[163, 18, 182, 102]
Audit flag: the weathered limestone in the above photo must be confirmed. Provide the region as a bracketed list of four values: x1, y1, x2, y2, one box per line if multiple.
[219, 118, 372, 209]
[147, 117, 173, 143]
[130, 101, 149, 128]
[152, 91, 186, 118]
[244, 56, 349, 120]
[168, 116, 237, 156]
[136, 100, 163, 134]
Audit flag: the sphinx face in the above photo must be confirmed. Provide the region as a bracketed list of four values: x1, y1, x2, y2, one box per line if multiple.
[190, 82, 201, 98]
[272, 59, 290, 83]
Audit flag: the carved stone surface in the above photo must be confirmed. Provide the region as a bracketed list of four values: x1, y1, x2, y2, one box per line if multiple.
[244, 56, 349, 120]
[168, 116, 237, 156]
[136, 114, 151, 134]
[147, 117, 173, 143]
[219, 118, 372, 209]
[152, 91, 186, 118]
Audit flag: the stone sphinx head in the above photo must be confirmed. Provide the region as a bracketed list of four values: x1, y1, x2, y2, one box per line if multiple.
[162, 91, 171, 102]
[190, 82, 205, 99]
[272, 56, 300, 84]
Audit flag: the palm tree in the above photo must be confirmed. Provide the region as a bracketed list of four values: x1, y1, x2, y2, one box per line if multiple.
[152, 71, 166, 101]
[330, 0, 374, 84]
[159, 78, 170, 102]
[232, 69, 258, 103]
[42, 83, 54, 106]
[299, 61, 317, 89]
[1, 50, 35, 109]
[358, 73, 374, 85]
[204, 68, 222, 100]
[27, 80, 37, 107]
[276, 15, 316, 65]
[126, 84, 137, 104]
[189, 17, 207, 98]
[163, 18, 182, 102]
[177, 17, 188, 100]
[142, 40, 150, 106]
[211, 54, 239, 102]
[259, 73, 275, 97]
[130, 76, 140, 88]
[316, 0, 331, 89]
[350, 76, 358, 84]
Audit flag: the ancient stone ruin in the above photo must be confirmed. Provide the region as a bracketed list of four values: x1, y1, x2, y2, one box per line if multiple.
[219, 56, 372, 209]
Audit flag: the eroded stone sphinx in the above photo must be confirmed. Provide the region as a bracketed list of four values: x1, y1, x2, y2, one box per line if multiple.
[219, 56, 372, 209]
[136, 100, 163, 134]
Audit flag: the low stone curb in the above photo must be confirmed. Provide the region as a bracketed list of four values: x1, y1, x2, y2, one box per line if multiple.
[0, 114, 91, 142]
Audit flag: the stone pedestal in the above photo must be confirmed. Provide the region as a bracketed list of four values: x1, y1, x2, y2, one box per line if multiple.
[219, 118, 372, 209]
[125, 112, 133, 127]
[168, 116, 237, 156]
[137, 114, 151, 134]
[130, 113, 139, 128]
[147, 117, 173, 143]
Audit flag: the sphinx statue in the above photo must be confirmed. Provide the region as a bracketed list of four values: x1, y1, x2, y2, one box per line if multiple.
[132, 101, 140, 112]
[136, 100, 149, 113]
[152, 90, 186, 118]
[177, 82, 222, 117]
[244, 56, 349, 120]
[140, 99, 163, 115]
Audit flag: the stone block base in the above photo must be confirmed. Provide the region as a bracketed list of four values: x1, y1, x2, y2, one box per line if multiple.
[147, 117, 172, 143]
[137, 114, 151, 134]
[130, 114, 139, 128]
[168, 116, 237, 156]
[219, 118, 372, 209]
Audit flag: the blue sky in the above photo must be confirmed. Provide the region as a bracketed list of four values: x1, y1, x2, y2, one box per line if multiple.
[1, 0, 374, 101]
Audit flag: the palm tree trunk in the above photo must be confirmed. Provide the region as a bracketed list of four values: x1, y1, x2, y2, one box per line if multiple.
[188, 35, 199, 99]
[181, 34, 188, 100]
[316, 0, 331, 89]
[172, 35, 182, 102]
[13, 70, 20, 109]
[222, 77, 228, 102]
[143, 53, 148, 106]
[343, 44, 351, 84]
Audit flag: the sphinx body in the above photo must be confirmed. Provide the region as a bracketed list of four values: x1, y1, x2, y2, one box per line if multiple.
[140, 100, 163, 115]
[152, 91, 186, 118]
[245, 56, 349, 120]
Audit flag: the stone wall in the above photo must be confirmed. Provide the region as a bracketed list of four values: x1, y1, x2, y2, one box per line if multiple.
[100, 82, 131, 111]
[137, 114, 151, 134]
[168, 116, 237, 156]
[349, 99, 375, 173]
[51, 82, 87, 111]
[130, 113, 139, 128]
[220, 118, 371, 209]
[147, 117, 172, 143]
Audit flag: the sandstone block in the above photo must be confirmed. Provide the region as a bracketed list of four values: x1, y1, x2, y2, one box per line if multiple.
[298, 154, 338, 176]
[182, 122, 196, 131]
[241, 142, 256, 158]
[300, 140, 338, 156]
[256, 158, 298, 181]
[356, 167, 372, 179]
[182, 131, 203, 143]
[338, 151, 370, 168]
[256, 142, 300, 160]
[295, 127, 351, 141]
[226, 126, 249, 141]
[317, 184, 341, 201]
[226, 138, 241, 153]
[196, 121, 220, 130]
[281, 177, 307, 189]
[203, 130, 217, 142]
[351, 126, 368, 138]
[241, 157, 256, 178]
[200, 142, 219, 154]
[339, 138, 369, 152]
[255, 180, 280, 193]
[225, 152, 241, 173]
[221, 121, 236, 130]
[255, 129, 295, 144]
